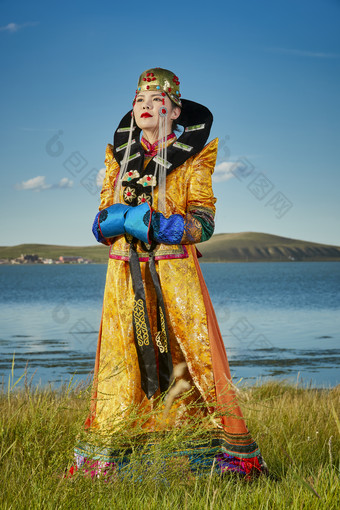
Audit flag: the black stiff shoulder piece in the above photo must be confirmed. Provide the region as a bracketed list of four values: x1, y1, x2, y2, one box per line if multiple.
[112, 100, 213, 206]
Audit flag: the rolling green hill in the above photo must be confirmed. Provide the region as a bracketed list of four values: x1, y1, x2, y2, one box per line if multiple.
[1, 232, 340, 263]
[198, 232, 340, 262]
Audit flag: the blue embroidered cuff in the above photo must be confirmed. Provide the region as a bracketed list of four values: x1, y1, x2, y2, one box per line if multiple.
[92, 211, 107, 244]
[92, 203, 130, 243]
[124, 202, 151, 244]
[151, 213, 184, 245]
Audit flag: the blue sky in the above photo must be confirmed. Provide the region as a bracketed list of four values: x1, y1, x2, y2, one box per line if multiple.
[1, 0, 339, 247]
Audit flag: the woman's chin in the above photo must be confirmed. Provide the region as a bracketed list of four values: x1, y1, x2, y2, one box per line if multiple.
[136, 118, 158, 131]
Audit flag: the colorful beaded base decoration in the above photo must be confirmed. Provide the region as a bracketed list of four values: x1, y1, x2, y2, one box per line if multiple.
[71, 430, 266, 480]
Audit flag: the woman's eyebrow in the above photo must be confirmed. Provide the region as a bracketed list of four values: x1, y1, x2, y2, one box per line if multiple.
[137, 93, 162, 98]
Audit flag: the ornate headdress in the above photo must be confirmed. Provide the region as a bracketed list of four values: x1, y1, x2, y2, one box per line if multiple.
[135, 68, 182, 107]
[113, 68, 213, 213]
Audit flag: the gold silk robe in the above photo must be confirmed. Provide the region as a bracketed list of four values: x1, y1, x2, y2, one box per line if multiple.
[82, 138, 264, 474]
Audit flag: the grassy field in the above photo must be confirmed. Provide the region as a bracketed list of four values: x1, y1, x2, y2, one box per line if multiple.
[1, 375, 339, 509]
[1, 231, 340, 263]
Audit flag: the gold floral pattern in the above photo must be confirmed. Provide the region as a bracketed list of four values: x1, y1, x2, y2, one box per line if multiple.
[123, 186, 136, 204]
[137, 193, 152, 205]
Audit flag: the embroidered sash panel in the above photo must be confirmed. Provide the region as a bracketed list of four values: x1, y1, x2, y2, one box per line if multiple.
[129, 243, 173, 398]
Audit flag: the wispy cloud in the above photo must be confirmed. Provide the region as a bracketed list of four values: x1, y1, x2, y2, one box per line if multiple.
[267, 47, 340, 59]
[213, 161, 238, 183]
[56, 177, 73, 189]
[16, 176, 73, 192]
[0, 22, 38, 33]
[96, 168, 106, 188]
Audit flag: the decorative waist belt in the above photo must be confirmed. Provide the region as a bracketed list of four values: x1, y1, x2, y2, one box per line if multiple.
[129, 241, 173, 399]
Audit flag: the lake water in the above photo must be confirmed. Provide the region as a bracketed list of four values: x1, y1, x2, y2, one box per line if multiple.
[0, 262, 339, 389]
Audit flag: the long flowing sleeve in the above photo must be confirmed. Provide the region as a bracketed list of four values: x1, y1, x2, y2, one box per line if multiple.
[183, 137, 218, 243]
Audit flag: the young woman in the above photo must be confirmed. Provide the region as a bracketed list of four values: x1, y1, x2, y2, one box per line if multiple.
[73, 68, 267, 477]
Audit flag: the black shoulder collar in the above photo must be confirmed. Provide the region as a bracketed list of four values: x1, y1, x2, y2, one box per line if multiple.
[113, 100, 213, 206]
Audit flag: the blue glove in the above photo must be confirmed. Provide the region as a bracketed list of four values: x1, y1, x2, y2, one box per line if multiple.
[92, 203, 130, 244]
[92, 202, 151, 245]
[124, 202, 151, 244]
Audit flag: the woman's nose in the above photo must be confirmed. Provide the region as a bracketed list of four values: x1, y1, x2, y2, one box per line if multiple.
[143, 100, 152, 109]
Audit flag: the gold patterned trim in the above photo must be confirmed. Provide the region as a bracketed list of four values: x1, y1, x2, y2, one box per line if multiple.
[155, 307, 168, 353]
[133, 299, 149, 347]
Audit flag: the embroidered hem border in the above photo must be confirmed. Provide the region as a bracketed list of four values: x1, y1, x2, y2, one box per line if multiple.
[74, 429, 261, 464]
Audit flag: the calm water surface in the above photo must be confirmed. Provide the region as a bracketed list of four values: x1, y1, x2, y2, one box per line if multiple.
[0, 262, 339, 388]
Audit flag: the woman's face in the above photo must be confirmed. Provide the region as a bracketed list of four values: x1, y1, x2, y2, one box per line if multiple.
[133, 90, 180, 136]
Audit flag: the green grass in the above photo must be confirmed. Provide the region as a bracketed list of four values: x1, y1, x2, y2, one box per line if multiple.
[0, 375, 339, 509]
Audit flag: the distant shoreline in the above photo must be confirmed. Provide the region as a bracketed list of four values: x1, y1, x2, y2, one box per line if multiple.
[1, 231, 340, 264]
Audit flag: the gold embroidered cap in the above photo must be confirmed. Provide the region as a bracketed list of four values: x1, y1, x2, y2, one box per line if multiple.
[136, 68, 182, 106]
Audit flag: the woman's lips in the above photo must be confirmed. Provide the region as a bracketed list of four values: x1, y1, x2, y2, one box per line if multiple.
[141, 112, 152, 118]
